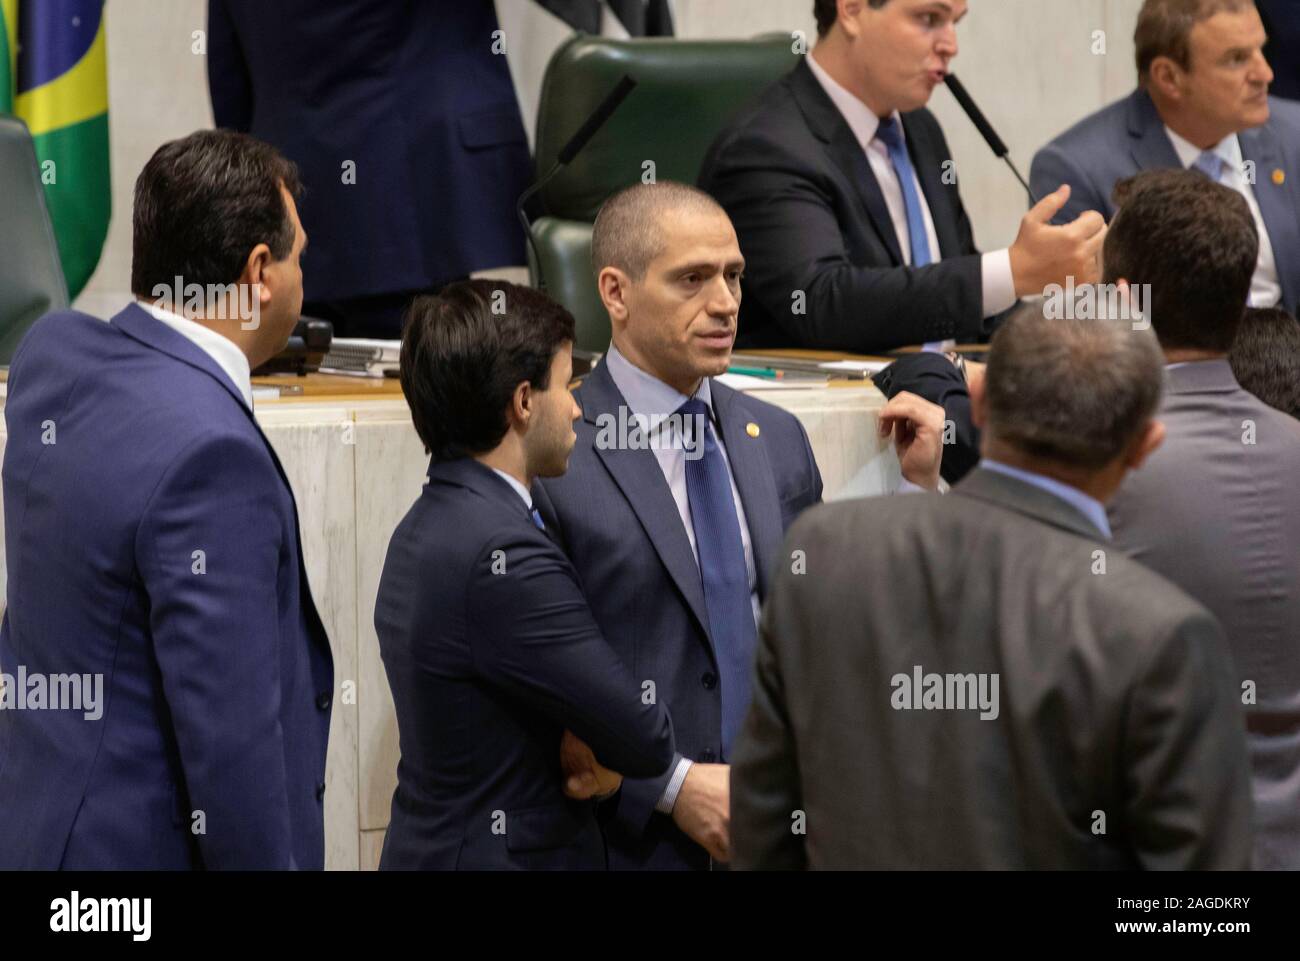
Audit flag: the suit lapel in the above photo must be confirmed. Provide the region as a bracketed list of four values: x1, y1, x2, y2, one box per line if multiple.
[1242, 120, 1300, 310]
[903, 113, 962, 259]
[788, 59, 904, 265]
[711, 382, 783, 600]
[1127, 89, 1182, 179]
[579, 363, 715, 646]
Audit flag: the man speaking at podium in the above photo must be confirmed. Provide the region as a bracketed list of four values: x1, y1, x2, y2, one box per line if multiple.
[699, 0, 1108, 353]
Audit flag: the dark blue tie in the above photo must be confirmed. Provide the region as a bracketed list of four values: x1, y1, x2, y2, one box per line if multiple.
[530, 507, 546, 531]
[874, 116, 933, 269]
[678, 398, 758, 759]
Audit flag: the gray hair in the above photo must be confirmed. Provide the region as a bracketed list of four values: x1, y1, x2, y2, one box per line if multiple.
[985, 301, 1165, 469]
[590, 181, 728, 281]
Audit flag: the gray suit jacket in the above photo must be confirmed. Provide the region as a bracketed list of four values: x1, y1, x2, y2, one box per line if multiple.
[1109, 360, 1300, 870]
[732, 467, 1252, 870]
[1030, 88, 1300, 315]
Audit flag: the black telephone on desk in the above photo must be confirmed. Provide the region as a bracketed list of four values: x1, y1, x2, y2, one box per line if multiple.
[252, 316, 333, 376]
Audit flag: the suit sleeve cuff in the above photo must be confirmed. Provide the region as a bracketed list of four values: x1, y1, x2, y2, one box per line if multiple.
[654, 756, 693, 814]
[981, 249, 1017, 318]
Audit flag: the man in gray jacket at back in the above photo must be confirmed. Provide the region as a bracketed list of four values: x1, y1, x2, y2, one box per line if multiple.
[731, 299, 1253, 870]
[1106, 168, 1300, 870]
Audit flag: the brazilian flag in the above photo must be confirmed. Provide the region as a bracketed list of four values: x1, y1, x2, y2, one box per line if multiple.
[0, 0, 110, 299]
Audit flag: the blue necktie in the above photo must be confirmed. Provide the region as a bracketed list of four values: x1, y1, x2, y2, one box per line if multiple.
[1193, 149, 1227, 184]
[877, 115, 951, 350]
[530, 507, 546, 531]
[678, 398, 757, 759]
[875, 116, 933, 269]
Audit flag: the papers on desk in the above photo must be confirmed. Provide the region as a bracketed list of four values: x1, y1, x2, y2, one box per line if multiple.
[715, 372, 816, 391]
[320, 338, 401, 377]
[818, 359, 893, 375]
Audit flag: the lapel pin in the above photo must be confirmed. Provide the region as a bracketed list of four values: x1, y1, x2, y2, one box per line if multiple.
[1273, 169, 1286, 186]
[746, 422, 761, 438]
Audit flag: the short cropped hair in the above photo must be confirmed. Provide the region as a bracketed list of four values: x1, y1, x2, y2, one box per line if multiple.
[984, 303, 1165, 470]
[1104, 169, 1257, 353]
[814, 0, 889, 37]
[1229, 307, 1300, 420]
[590, 181, 727, 281]
[132, 129, 301, 297]
[400, 280, 576, 460]
[1135, 0, 1254, 86]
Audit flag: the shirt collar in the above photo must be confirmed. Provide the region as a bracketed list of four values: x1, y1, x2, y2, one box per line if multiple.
[980, 459, 1111, 539]
[489, 468, 533, 510]
[603, 342, 714, 428]
[806, 50, 899, 153]
[138, 299, 253, 409]
[1163, 124, 1242, 174]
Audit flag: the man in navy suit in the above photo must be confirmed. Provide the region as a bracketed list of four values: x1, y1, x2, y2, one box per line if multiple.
[1031, 0, 1300, 314]
[206, 0, 532, 337]
[0, 130, 333, 869]
[374, 280, 674, 870]
[535, 182, 946, 869]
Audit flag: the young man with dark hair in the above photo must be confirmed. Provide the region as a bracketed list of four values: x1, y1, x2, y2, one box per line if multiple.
[1106, 169, 1300, 869]
[374, 280, 675, 871]
[699, 0, 1106, 352]
[1032, 0, 1300, 314]
[0, 129, 332, 869]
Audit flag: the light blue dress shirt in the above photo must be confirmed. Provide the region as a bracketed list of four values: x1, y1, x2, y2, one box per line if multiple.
[980, 459, 1111, 539]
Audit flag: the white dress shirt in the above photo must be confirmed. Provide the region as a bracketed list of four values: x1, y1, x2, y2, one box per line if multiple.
[806, 52, 1018, 322]
[490, 468, 533, 509]
[603, 344, 760, 813]
[139, 300, 254, 409]
[1163, 125, 1283, 309]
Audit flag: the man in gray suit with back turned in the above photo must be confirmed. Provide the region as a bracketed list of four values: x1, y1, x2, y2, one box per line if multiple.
[1107, 168, 1300, 870]
[732, 304, 1254, 870]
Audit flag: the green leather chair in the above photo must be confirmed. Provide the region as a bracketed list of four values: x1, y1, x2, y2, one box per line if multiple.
[529, 33, 800, 351]
[0, 114, 69, 364]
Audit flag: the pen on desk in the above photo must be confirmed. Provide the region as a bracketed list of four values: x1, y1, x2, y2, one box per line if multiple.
[728, 366, 781, 379]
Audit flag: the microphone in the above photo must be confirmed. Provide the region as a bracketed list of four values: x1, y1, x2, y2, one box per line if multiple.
[943, 73, 1038, 205]
[517, 75, 639, 292]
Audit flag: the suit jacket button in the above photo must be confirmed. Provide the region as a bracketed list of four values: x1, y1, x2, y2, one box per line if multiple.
[316, 691, 332, 711]
[701, 672, 717, 690]
[316, 782, 326, 802]
[701, 749, 716, 762]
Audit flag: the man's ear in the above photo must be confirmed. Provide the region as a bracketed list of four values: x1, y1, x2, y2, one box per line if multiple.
[1148, 58, 1184, 102]
[838, 0, 865, 38]
[239, 243, 274, 307]
[968, 369, 988, 430]
[1125, 419, 1166, 472]
[597, 267, 632, 329]
[509, 379, 533, 433]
